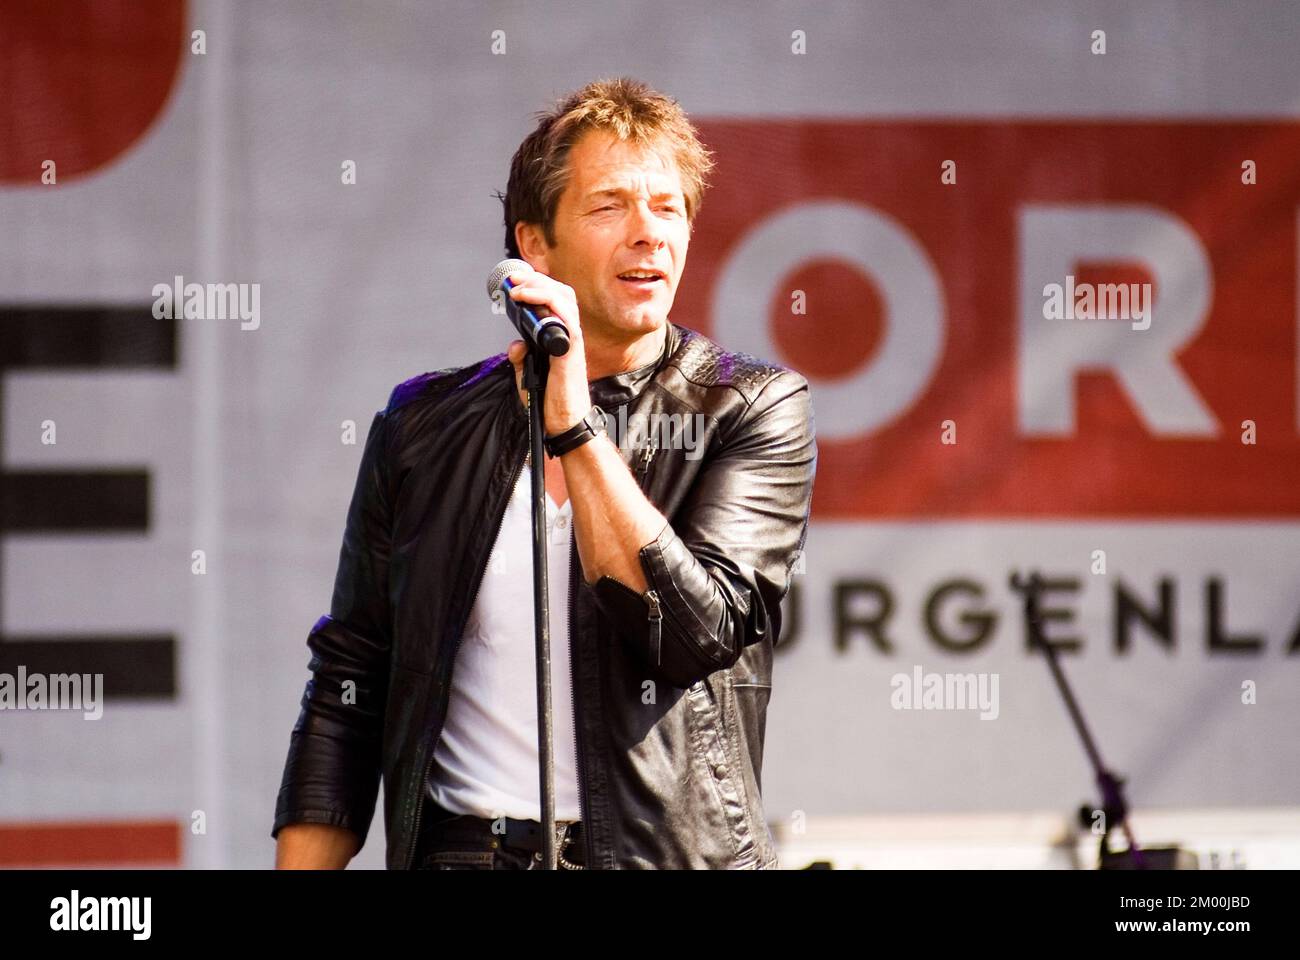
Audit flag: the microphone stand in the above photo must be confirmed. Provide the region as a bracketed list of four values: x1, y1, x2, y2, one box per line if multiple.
[523, 341, 559, 870]
[1011, 570, 1150, 869]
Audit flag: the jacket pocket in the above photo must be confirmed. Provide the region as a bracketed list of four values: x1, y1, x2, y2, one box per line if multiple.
[730, 681, 772, 793]
[685, 676, 757, 864]
[422, 848, 497, 870]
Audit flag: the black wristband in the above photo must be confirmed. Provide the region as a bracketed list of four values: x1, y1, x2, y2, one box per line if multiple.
[544, 405, 607, 458]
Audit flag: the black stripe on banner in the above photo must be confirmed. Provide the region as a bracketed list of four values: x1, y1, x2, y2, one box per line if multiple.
[0, 471, 149, 532]
[0, 306, 176, 369]
[0, 636, 176, 699]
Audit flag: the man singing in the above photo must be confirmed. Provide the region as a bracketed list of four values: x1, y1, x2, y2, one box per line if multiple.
[272, 76, 817, 869]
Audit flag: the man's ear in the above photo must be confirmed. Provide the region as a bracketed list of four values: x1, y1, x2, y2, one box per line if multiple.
[514, 221, 551, 274]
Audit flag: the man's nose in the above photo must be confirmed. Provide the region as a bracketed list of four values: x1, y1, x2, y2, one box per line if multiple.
[627, 200, 666, 249]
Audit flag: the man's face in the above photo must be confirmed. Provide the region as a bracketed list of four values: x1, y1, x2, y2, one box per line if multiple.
[520, 129, 690, 341]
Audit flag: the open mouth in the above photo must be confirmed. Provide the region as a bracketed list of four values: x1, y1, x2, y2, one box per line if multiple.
[617, 269, 666, 288]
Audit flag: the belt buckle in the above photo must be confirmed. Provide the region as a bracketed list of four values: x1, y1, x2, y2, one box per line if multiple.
[557, 822, 585, 870]
[497, 816, 585, 869]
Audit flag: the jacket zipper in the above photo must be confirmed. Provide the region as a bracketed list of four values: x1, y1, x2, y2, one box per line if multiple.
[635, 435, 659, 482]
[567, 419, 657, 866]
[566, 403, 656, 866]
[406, 439, 526, 869]
[646, 589, 662, 666]
[631, 438, 662, 664]
[601, 574, 664, 667]
[567, 527, 596, 869]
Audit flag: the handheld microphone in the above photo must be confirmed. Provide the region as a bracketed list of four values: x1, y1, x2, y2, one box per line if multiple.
[486, 258, 571, 357]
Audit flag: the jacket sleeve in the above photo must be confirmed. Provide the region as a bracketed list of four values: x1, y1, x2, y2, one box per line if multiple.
[272, 407, 394, 849]
[585, 370, 817, 688]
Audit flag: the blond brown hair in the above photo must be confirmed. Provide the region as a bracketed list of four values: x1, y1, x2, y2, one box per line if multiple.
[498, 77, 715, 259]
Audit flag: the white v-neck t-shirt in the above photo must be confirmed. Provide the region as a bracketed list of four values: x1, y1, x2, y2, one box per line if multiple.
[426, 456, 583, 821]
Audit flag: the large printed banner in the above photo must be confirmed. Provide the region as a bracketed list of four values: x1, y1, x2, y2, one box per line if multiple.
[1, 2, 1298, 867]
[674, 122, 1300, 826]
[681, 121, 1300, 517]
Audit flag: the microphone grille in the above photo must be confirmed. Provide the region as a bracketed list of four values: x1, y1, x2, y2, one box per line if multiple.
[486, 258, 533, 298]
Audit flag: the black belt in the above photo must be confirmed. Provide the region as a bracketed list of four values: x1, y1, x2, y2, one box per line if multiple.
[421, 802, 587, 868]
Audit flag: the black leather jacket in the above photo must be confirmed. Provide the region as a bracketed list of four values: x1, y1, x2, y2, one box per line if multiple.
[272, 321, 817, 868]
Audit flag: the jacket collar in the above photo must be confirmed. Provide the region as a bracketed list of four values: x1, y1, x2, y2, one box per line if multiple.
[509, 322, 679, 421]
[589, 321, 678, 408]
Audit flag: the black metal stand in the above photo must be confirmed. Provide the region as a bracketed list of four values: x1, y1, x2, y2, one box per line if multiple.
[1011, 569, 1161, 869]
[523, 342, 559, 870]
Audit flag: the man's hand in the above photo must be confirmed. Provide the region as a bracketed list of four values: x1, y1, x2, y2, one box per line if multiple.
[274, 822, 362, 869]
[504, 270, 591, 435]
[503, 271, 668, 591]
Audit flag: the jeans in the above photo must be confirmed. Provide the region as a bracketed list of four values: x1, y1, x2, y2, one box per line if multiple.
[415, 798, 587, 870]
